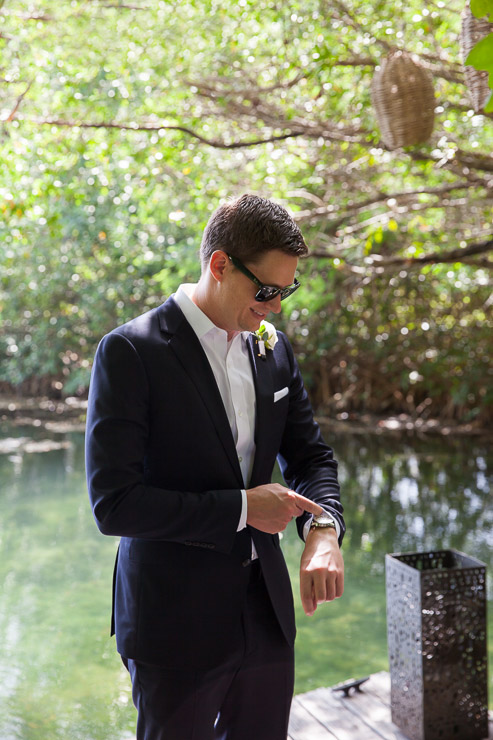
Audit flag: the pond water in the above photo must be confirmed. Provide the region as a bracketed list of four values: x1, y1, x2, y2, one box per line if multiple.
[0, 420, 492, 739]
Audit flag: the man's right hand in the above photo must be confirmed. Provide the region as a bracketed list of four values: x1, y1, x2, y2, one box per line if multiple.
[246, 484, 324, 534]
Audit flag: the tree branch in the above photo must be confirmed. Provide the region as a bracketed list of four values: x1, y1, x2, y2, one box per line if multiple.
[331, 54, 464, 84]
[91, 3, 151, 9]
[2, 81, 33, 123]
[329, 56, 376, 68]
[0, 12, 55, 21]
[442, 100, 493, 121]
[294, 180, 488, 232]
[24, 107, 493, 173]
[455, 149, 493, 174]
[29, 117, 305, 148]
[311, 236, 493, 269]
[187, 81, 367, 142]
[407, 147, 493, 175]
[331, 0, 460, 69]
[186, 72, 306, 96]
[381, 236, 493, 264]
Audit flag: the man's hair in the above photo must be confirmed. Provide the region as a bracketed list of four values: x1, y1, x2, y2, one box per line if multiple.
[199, 193, 308, 269]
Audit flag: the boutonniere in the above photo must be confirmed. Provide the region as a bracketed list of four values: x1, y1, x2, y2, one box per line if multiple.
[253, 320, 278, 360]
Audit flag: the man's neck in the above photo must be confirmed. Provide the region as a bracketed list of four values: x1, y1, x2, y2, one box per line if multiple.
[190, 281, 238, 342]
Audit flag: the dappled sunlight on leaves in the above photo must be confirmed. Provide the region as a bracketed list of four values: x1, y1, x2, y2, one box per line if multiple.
[0, 0, 491, 419]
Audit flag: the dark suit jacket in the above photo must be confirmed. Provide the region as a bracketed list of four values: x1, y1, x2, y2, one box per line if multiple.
[85, 296, 344, 670]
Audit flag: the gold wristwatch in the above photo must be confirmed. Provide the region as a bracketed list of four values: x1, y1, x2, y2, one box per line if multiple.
[310, 512, 336, 532]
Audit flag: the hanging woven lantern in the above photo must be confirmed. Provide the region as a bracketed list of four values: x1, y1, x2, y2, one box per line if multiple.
[460, 3, 493, 113]
[371, 50, 435, 150]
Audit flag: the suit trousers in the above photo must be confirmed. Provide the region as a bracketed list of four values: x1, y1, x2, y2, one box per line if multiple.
[123, 562, 295, 740]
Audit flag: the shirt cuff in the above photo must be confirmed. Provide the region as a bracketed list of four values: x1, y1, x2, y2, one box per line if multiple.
[303, 514, 341, 542]
[237, 489, 248, 531]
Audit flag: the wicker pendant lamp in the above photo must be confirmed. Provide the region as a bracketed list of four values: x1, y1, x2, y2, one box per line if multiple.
[371, 49, 435, 150]
[460, 3, 493, 112]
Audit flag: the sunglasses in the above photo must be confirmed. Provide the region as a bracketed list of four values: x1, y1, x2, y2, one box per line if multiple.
[227, 253, 300, 302]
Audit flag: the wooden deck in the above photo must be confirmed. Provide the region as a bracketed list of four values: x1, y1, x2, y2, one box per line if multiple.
[289, 671, 493, 739]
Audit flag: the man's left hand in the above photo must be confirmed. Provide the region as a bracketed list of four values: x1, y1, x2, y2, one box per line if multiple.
[299, 528, 344, 616]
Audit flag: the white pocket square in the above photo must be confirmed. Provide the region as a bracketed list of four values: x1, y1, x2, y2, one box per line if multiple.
[274, 387, 289, 403]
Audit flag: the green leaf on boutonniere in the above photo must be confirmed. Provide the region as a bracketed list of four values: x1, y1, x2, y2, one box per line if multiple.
[253, 320, 278, 351]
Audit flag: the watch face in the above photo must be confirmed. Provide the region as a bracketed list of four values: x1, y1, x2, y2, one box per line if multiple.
[315, 513, 334, 525]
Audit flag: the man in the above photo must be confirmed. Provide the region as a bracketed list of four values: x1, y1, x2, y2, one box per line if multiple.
[85, 194, 345, 740]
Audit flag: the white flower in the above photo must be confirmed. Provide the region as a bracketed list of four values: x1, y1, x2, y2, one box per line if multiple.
[255, 320, 278, 351]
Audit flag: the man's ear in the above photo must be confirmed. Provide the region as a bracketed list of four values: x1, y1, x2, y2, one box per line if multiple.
[209, 250, 230, 283]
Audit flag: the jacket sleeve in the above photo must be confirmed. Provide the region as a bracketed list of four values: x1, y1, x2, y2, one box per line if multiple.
[85, 330, 242, 552]
[276, 334, 345, 546]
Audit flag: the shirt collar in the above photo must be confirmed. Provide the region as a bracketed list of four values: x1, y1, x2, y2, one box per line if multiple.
[174, 284, 250, 345]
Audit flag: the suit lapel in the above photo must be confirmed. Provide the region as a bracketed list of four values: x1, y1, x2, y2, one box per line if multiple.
[157, 298, 243, 485]
[247, 334, 275, 485]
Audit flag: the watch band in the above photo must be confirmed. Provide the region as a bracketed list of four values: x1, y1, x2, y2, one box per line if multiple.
[310, 513, 336, 531]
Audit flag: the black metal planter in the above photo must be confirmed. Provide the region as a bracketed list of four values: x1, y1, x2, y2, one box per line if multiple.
[386, 549, 488, 740]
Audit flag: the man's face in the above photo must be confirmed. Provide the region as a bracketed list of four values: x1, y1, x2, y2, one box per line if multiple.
[218, 249, 299, 336]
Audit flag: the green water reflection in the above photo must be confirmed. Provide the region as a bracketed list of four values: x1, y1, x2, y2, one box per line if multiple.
[0, 422, 491, 739]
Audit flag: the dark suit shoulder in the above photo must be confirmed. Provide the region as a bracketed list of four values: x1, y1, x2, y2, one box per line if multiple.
[272, 329, 293, 352]
[271, 329, 296, 369]
[112, 307, 158, 339]
[105, 296, 184, 347]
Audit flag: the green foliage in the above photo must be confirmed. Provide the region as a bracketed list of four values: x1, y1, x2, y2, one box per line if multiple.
[284, 261, 492, 423]
[468, 0, 493, 107]
[0, 0, 492, 423]
[470, 0, 493, 21]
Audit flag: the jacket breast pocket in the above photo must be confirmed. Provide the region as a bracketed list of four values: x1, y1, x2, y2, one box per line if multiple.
[273, 386, 289, 403]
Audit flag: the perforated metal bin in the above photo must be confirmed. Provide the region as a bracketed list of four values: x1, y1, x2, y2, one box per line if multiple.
[386, 550, 488, 740]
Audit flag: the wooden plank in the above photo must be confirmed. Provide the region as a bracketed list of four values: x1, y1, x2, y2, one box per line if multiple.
[298, 684, 406, 740]
[295, 687, 388, 739]
[291, 671, 493, 740]
[335, 689, 414, 740]
[288, 696, 339, 739]
[362, 670, 392, 703]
